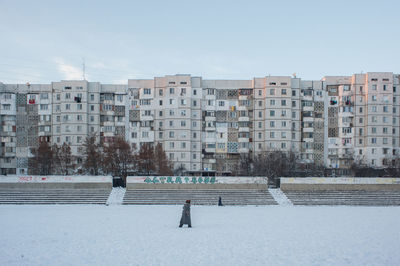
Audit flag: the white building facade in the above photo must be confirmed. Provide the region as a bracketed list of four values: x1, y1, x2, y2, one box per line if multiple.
[1, 72, 399, 175]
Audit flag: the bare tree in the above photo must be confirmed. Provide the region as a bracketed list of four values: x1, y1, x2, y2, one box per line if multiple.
[102, 137, 133, 178]
[82, 133, 103, 175]
[154, 143, 173, 175]
[52, 143, 61, 174]
[137, 143, 155, 174]
[58, 142, 74, 175]
[29, 139, 53, 175]
[251, 150, 299, 186]
[237, 153, 253, 176]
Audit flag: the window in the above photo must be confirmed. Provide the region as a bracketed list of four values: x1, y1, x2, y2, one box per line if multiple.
[66, 104, 70, 110]
[270, 89, 275, 95]
[270, 132, 275, 138]
[372, 85, 377, 90]
[77, 104, 82, 110]
[169, 131, 174, 138]
[282, 132, 286, 138]
[270, 110, 275, 117]
[77, 115, 82, 121]
[159, 89, 163, 96]
[131, 132, 137, 138]
[90, 116, 94, 122]
[142, 131, 149, 138]
[372, 95, 377, 101]
[91, 105, 94, 111]
[292, 90, 296, 96]
[372, 127, 377, 134]
[270, 121, 275, 127]
[143, 88, 151, 95]
[292, 101, 296, 107]
[2, 104, 11, 110]
[383, 85, 387, 91]
[90, 94, 94, 101]
[181, 121, 186, 127]
[281, 89, 287, 95]
[371, 138, 377, 144]
[258, 122, 262, 128]
[169, 88, 174, 94]
[258, 90, 262, 96]
[281, 100, 286, 106]
[383, 127, 388, 134]
[270, 99, 275, 106]
[383, 106, 388, 113]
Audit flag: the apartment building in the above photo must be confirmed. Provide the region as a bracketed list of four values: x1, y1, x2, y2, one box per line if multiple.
[1, 72, 399, 176]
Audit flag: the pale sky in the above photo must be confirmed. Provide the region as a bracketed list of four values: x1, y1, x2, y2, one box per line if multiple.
[0, 0, 399, 83]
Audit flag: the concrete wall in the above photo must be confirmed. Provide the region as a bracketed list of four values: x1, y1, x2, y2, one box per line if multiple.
[126, 176, 268, 190]
[0, 175, 113, 189]
[280, 177, 400, 191]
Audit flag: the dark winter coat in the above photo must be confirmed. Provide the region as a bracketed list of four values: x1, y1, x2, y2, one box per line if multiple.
[180, 203, 191, 225]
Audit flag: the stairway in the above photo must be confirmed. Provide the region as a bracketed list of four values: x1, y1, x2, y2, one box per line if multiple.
[0, 189, 111, 204]
[123, 189, 277, 205]
[283, 190, 400, 206]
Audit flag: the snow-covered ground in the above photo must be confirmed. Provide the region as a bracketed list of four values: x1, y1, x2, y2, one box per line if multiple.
[1, 205, 399, 266]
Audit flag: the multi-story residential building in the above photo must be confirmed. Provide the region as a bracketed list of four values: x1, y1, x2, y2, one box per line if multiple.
[1, 72, 399, 176]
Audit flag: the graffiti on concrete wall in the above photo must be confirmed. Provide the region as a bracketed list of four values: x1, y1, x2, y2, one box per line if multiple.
[144, 176, 217, 184]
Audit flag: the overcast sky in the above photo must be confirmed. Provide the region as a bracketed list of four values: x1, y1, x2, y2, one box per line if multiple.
[0, 0, 399, 83]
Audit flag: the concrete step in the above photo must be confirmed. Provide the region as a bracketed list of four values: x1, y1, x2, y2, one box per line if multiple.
[122, 189, 277, 205]
[283, 190, 400, 206]
[0, 189, 111, 205]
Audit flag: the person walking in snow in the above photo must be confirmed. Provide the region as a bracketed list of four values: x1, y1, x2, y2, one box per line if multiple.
[179, 200, 192, 228]
[218, 196, 223, 206]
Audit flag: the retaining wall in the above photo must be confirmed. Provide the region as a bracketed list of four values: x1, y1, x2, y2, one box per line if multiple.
[280, 177, 400, 191]
[0, 175, 113, 189]
[126, 176, 268, 190]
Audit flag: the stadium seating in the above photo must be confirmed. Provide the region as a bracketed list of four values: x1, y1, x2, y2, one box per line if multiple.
[123, 189, 277, 205]
[284, 190, 400, 206]
[0, 188, 111, 204]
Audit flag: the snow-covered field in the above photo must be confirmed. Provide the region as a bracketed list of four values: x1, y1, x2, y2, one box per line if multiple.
[1, 205, 399, 266]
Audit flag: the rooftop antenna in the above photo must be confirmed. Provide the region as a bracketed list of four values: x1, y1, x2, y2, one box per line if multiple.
[82, 57, 86, 80]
